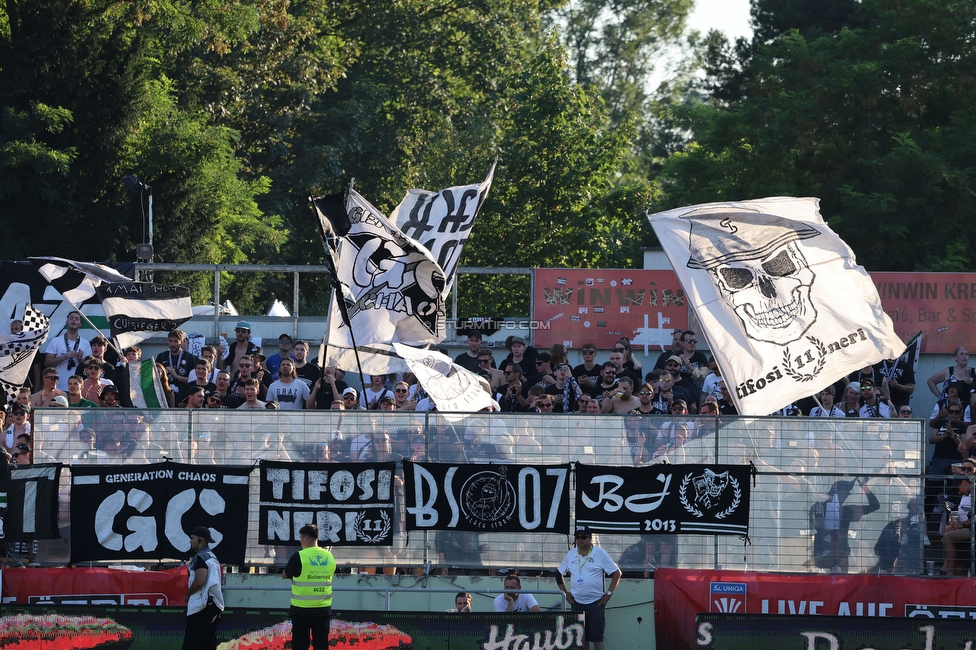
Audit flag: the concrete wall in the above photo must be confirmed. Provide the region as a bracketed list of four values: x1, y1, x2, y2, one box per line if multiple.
[224, 572, 656, 649]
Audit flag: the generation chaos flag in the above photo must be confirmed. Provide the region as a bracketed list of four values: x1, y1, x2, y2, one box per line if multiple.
[648, 197, 905, 415]
[96, 282, 192, 348]
[390, 161, 496, 290]
[318, 188, 447, 374]
[29, 257, 130, 304]
[0, 304, 50, 404]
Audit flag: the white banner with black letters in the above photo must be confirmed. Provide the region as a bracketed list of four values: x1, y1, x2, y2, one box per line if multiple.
[3, 464, 62, 541]
[70, 463, 252, 564]
[403, 461, 571, 533]
[258, 460, 396, 546]
[575, 464, 750, 536]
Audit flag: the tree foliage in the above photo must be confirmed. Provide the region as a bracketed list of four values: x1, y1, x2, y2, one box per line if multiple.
[659, 0, 976, 272]
[1, 0, 679, 317]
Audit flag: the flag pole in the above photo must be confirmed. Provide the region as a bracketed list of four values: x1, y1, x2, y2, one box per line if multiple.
[313, 180, 368, 390]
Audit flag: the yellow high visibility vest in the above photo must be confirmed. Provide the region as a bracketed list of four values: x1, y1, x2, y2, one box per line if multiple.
[291, 546, 335, 609]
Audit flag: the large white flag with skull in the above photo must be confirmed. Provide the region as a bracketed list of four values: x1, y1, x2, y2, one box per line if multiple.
[649, 197, 905, 416]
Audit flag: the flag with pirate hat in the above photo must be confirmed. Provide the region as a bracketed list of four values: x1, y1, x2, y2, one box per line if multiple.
[649, 197, 905, 415]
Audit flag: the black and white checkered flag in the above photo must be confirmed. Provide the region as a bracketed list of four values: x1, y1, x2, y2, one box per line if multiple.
[0, 303, 51, 404]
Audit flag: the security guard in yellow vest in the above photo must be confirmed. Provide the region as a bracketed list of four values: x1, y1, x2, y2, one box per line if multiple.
[283, 524, 335, 650]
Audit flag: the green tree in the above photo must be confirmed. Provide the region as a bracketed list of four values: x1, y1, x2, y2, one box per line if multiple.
[659, 0, 976, 272]
[459, 42, 656, 316]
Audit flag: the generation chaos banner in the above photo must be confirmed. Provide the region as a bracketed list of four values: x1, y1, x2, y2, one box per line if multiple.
[258, 460, 396, 546]
[403, 461, 571, 533]
[574, 464, 750, 536]
[70, 463, 252, 564]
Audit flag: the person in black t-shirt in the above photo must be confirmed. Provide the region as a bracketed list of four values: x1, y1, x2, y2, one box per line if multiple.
[155, 329, 197, 405]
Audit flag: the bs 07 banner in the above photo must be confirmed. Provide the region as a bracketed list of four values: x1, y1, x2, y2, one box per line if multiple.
[70, 463, 252, 564]
[574, 464, 750, 536]
[403, 461, 571, 533]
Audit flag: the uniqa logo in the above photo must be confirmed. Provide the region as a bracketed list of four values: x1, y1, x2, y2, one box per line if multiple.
[482, 615, 585, 650]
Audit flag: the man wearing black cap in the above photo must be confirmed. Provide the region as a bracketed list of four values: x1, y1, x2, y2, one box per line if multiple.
[555, 525, 621, 650]
[266, 333, 294, 382]
[858, 379, 891, 418]
[454, 331, 484, 373]
[183, 525, 224, 650]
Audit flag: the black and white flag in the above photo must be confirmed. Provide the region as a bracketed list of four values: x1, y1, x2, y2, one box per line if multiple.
[574, 464, 750, 536]
[390, 161, 496, 289]
[319, 188, 447, 374]
[96, 282, 192, 348]
[392, 343, 493, 412]
[29, 256, 131, 305]
[648, 198, 905, 415]
[0, 303, 51, 404]
[70, 463, 252, 564]
[403, 461, 571, 533]
[258, 461, 396, 546]
[4, 464, 62, 541]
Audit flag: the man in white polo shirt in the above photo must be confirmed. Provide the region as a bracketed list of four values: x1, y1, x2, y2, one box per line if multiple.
[555, 525, 621, 650]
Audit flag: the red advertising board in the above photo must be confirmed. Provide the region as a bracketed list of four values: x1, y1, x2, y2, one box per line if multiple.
[533, 269, 689, 350]
[1, 566, 188, 606]
[655, 568, 976, 650]
[872, 271, 976, 354]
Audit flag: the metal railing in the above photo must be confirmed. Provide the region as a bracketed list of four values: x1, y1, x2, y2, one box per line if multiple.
[26, 409, 949, 576]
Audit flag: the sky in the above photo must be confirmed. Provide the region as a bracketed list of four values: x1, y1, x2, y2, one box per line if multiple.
[687, 0, 753, 41]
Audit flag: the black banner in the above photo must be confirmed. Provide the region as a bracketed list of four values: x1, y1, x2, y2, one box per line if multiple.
[258, 461, 396, 546]
[4, 464, 62, 541]
[403, 461, 571, 533]
[575, 464, 750, 536]
[70, 462, 252, 564]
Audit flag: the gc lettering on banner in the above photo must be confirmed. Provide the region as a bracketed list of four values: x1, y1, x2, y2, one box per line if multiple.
[70, 462, 252, 564]
[258, 461, 396, 546]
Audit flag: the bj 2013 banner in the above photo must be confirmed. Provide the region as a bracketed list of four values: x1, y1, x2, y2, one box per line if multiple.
[70, 463, 252, 564]
[258, 460, 396, 546]
[574, 464, 750, 536]
[403, 461, 571, 533]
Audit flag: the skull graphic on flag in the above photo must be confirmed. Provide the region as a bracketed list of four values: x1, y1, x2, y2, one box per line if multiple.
[685, 211, 822, 346]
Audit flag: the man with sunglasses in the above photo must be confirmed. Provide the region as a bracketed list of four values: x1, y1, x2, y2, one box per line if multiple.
[653, 329, 686, 370]
[630, 384, 664, 415]
[591, 362, 620, 408]
[572, 344, 601, 392]
[31, 367, 67, 408]
[523, 352, 556, 396]
[499, 363, 527, 412]
[858, 379, 892, 418]
[223, 320, 261, 375]
[555, 525, 621, 650]
[229, 355, 268, 401]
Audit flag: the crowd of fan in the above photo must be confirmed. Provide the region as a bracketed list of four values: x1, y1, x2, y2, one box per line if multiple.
[1, 314, 937, 471]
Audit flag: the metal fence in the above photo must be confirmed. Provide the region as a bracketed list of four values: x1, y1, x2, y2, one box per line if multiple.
[27, 410, 943, 575]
